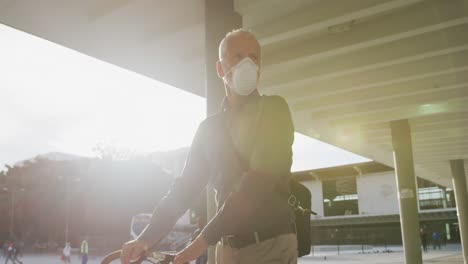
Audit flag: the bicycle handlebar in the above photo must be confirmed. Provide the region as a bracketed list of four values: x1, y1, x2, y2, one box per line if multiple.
[101, 249, 175, 264]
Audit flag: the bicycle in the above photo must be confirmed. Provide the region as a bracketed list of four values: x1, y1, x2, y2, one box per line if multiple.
[101, 249, 175, 264]
[101, 213, 184, 264]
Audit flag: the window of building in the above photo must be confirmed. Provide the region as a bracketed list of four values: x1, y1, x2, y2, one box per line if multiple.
[323, 177, 359, 216]
[417, 177, 455, 210]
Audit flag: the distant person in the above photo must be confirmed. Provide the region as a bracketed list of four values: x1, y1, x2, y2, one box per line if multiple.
[63, 242, 71, 263]
[432, 231, 441, 250]
[4, 242, 22, 264]
[80, 239, 88, 264]
[4, 242, 14, 264]
[420, 228, 428, 252]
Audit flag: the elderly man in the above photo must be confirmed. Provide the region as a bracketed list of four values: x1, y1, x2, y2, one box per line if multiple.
[121, 29, 297, 264]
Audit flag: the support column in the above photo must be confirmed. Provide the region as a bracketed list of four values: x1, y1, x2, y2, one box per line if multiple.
[450, 160, 468, 263]
[390, 119, 422, 264]
[204, 1, 241, 263]
[9, 189, 15, 239]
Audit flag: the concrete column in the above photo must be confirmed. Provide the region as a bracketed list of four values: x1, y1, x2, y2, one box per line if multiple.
[390, 119, 422, 264]
[204, 1, 241, 263]
[450, 160, 468, 263]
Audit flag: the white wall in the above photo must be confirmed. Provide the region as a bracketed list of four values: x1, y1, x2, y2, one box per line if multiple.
[356, 171, 399, 215]
[301, 180, 324, 218]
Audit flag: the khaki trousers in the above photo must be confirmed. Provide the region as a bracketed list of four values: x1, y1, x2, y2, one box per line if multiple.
[215, 233, 298, 264]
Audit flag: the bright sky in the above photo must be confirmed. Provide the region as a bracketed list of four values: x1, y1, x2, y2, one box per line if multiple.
[0, 24, 369, 172]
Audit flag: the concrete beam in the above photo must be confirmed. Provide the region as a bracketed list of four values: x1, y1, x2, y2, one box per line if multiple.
[362, 111, 468, 131]
[252, 0, 422, 46]
[415, 155, 468, 164]
[288, 64, 468, 110]
[0, 0, 14, 12]
[415, 149, 468, 156]
[308, 85, 468, 121]
[262, 24, 468, 93]
[293, 58, 468, 112]
[235, 0, 316, 28]
[366, 127, 468, 144]
[261, 0, 468, 77]
[364, 120, 468, 140]
[416, 139, 468, 147]
[86, 0, 134, 21]
[415, 140, 468, 149]
[414, 146, 468, 155]
[362, 141, 468, 156]
[326, 97, 468, 127]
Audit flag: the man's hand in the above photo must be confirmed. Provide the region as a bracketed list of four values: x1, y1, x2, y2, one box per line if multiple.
[173, 235, 208, 264]
[121, 239, 148, 264]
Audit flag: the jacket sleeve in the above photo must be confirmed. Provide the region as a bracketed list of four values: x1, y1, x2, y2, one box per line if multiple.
[137, 120, 211, 248]
[201, 96, 294, 245]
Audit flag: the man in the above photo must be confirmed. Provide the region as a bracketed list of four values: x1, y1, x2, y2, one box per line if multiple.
[420, 227, 428, 252]
[80, 238, 88, 264]
[121, 29, 297, 264]
[62, 242, 72, 263]
[4, 241, 22, 264]
[432, 231, 441, 250]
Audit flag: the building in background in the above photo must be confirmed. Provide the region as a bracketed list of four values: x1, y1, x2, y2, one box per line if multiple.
[295, 162, 459, 246]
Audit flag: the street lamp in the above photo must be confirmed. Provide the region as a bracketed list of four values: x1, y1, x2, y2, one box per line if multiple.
[4, 187, 25, 239]
[64, 176, 80, 244]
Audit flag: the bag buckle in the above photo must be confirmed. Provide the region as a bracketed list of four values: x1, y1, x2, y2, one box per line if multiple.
[288, 195, 297, 207]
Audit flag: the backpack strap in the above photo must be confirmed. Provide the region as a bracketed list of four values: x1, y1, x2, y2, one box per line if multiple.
[222, 96, 264, 172]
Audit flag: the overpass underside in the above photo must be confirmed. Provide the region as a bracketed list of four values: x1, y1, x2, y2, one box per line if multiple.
[1, 0, 467, 263]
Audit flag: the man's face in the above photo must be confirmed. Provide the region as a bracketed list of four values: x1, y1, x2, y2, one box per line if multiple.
[219, 33, 261, 82]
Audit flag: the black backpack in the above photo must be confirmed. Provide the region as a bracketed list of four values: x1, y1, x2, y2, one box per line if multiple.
[288, 179, 314, 257]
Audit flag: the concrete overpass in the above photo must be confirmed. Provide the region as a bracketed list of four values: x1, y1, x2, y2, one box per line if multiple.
[1, 0, 467, 263]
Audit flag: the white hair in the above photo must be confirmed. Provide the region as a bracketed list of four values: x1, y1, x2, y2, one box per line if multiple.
[218, 28, 259, 60]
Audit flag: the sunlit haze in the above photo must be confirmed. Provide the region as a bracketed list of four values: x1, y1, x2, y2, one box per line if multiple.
[0, 24, 369, 172]
[0, 24, 206, 167]
[291, 133, 370, 172]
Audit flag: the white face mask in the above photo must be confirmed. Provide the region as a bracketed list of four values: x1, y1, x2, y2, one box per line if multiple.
[224, 57, 259, 96]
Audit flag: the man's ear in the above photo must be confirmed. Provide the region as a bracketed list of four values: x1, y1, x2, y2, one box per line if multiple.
[216, 61, 224, 78]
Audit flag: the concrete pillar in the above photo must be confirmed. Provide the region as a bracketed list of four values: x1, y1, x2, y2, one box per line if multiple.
[390, 119, 422, 264]
[450, 160, 468, 263]
[204, 1, 241, 263]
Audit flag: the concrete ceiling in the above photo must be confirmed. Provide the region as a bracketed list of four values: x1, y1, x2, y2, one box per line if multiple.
[237, 0, 468, 187]
[1, 0, 467, 187]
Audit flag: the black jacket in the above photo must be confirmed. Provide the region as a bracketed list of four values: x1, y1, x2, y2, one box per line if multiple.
[139, 94, 295, 246]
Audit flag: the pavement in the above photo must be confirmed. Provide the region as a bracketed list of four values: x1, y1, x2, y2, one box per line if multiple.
[2, 244, 463, 263]
[298, 243, 463, 264]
